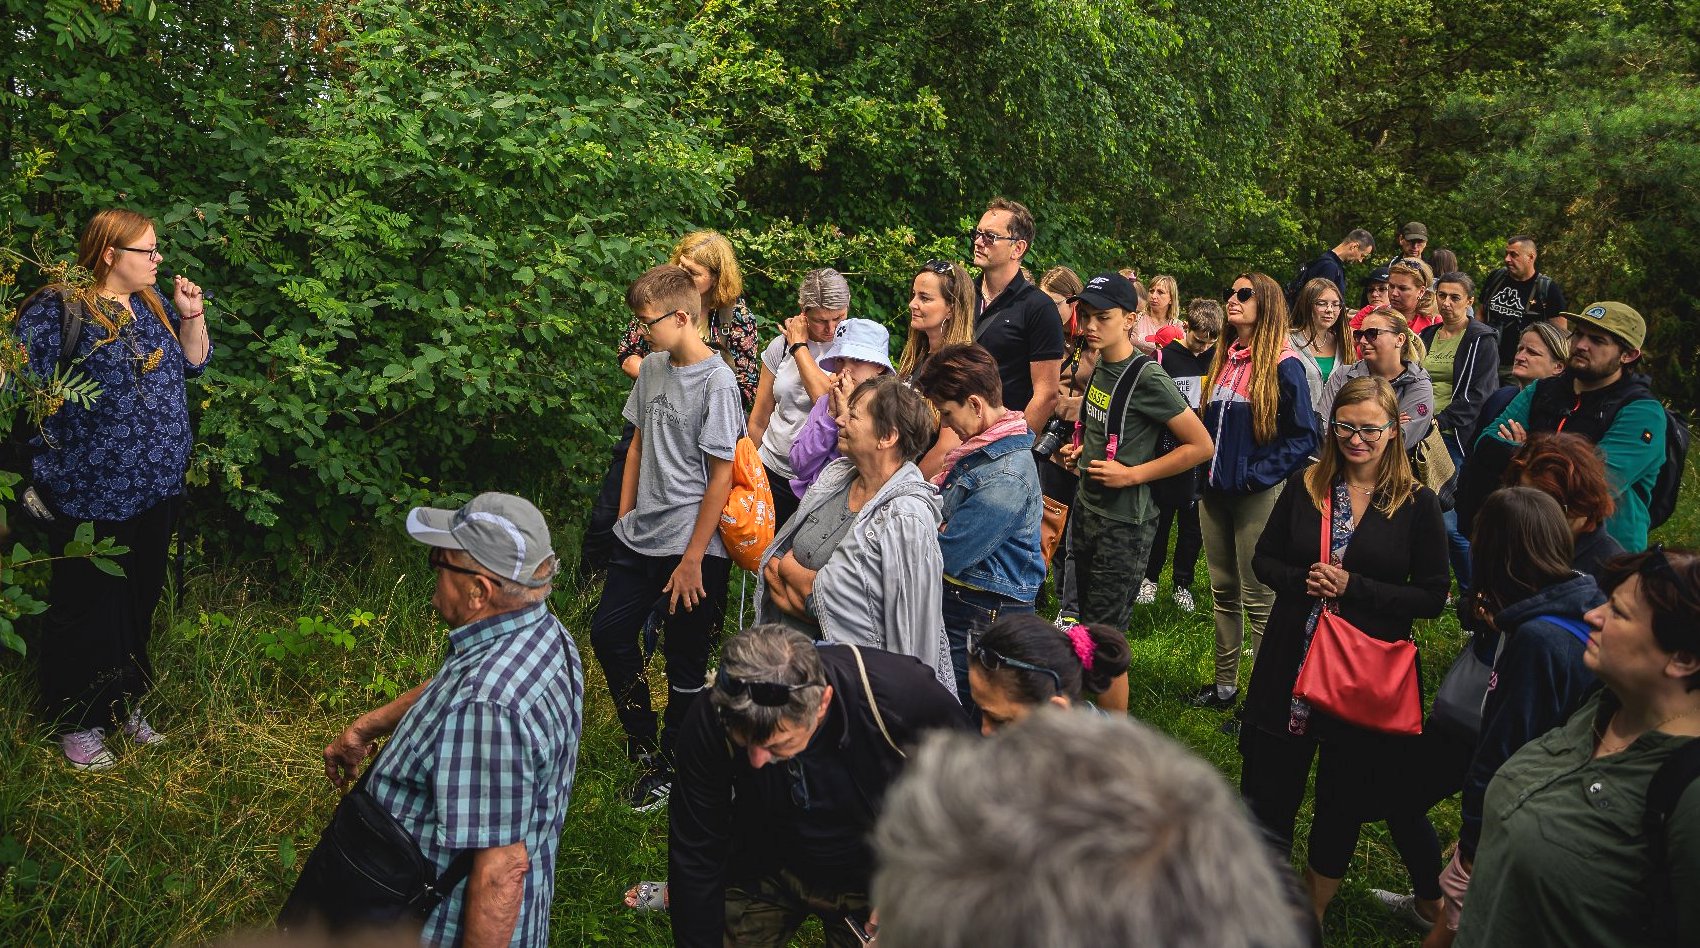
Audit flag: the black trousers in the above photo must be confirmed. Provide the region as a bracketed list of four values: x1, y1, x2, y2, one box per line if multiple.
[588, 538, 731, 763]
[763, 463, 801, 530]
[37, 495, 180, 733]
[578, 421, 637, 583]
[1144, 500, 1203, 590]
[1239, 722, 1442, 900]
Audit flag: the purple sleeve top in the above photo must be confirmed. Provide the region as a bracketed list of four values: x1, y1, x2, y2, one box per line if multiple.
[787, 394, 842, 497]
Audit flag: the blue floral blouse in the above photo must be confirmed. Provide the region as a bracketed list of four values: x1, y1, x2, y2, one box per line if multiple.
[17, 288, 210, 521]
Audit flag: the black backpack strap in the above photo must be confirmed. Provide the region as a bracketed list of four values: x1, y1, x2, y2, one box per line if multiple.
[1644, 737, 1700, 942]
[57, 292, 86, 376]
[1104, 355, 1155, 442]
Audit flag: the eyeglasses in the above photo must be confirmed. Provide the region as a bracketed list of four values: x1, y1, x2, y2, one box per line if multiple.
[1314, 300, 1343, 311]
[716, 667, 812, 706]
[1187, 327, 1220, 341]
[1331, 419, 1396, 443]
[117, 245, 163, 262]
[1352, 327, 1397, 344]
[428, 548, 497, 581]
[1223, 287, 1254, 304]
[969, 229, 1020, 245]
[637, 310, 686, 334]
[968, 633, 1062, 695]
[921, 259, 955, 275]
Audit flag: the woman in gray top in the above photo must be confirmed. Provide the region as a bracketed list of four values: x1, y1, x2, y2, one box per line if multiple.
[1321, 306, 1436, 448]
[755, 375, 955, 695]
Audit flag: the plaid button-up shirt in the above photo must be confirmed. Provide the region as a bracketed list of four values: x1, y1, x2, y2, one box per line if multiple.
[367, 602, 583, 947]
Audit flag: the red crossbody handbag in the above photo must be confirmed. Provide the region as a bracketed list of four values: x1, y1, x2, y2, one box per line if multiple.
[1291, 496, 1423, 735]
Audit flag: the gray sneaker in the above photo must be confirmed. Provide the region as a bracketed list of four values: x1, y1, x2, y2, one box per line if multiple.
[1135, 579, 1157, 605]
[122, 710, 165, 746]
[61, 727, 117, 771]
[1370, 888, 1435, 931]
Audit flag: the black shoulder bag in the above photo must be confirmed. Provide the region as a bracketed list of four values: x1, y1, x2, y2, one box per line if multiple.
[276, 759, 475, 935]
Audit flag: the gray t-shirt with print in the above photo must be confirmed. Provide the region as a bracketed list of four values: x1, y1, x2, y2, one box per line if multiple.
[615, 351, 744, 558]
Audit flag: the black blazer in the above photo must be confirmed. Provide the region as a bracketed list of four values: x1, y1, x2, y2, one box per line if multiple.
[1245, 471, 1449, 739]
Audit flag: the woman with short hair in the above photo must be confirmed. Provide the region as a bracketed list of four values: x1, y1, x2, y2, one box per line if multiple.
[1455, 547, 1700, 948]
[747, 268, 851, 526]
[756, 375, 955, 692]
[915, 344, 1047, 712]
[1504, 432, 1624, 582]
[966, 614, 1131, 733]
[16, 208, 213, 769]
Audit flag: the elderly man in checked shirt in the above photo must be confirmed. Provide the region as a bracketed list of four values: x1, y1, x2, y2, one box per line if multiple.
[321, 493, 584, 947]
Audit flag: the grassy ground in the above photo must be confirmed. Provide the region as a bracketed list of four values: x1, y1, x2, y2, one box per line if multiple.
[2, 454, 1696, 946]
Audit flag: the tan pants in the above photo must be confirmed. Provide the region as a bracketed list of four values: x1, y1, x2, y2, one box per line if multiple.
[1200, 486, 1282, 689]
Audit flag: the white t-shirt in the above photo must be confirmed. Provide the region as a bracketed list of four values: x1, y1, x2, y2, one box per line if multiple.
[756, 334, 834, 479]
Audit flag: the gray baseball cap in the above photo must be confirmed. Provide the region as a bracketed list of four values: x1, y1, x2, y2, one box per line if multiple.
[406, 492, 557, 586]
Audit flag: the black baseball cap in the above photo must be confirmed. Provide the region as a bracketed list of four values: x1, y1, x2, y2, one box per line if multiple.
[1070, 272, 1140, 313]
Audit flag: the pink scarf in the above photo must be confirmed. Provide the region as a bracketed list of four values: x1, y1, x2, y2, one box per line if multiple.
[930, 409, 1031, 486]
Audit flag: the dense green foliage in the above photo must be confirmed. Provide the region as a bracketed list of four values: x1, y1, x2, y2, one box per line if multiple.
[3, 0, 1696, 548]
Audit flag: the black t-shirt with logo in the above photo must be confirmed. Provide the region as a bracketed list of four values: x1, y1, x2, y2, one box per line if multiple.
[1479, 268, 1568, 367]
[973, 271, 1067, 413]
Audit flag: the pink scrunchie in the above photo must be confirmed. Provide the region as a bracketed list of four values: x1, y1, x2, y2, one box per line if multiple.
[1064, 624, 1095, 672]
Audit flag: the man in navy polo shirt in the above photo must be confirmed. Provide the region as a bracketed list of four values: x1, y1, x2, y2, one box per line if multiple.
[969, 197, 1065, 433]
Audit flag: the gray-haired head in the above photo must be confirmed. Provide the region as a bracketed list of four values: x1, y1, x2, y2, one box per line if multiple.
[797, 267, 851, 311]
[872, 709, 1307, 948]
[710, 624, 828, 744]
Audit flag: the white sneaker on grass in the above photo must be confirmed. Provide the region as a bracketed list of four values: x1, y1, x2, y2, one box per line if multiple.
[1172, 587, 1196, 612]
[1135, 579, 1157, 605]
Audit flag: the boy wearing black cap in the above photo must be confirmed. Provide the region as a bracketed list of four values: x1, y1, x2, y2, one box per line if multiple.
[1054, 273, 1214, 637]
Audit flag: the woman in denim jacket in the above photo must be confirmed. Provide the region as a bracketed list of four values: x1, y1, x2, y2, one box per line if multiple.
[915, 344, 1046, 713]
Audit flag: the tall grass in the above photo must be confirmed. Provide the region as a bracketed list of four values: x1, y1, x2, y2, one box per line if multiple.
[1, 451, 1695, 946]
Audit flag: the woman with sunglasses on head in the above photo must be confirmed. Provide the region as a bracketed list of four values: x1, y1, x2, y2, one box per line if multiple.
[1453, 322, 1571, 537]
[1372, 487, 1602, 944]
[1454, 547, 1700, 948]
[1289, 277, 1356, 417]
[968, 614, 1132, 733]
[1193, 273, 1320, 711]
[1239, 376, 1449, 928]
[747, 269, 851, 527]
[1321, 306, 1436, 449]
[14, 208, 212, 770]
[1388, 257, 1441, 335]
[896, 259, 976, 478]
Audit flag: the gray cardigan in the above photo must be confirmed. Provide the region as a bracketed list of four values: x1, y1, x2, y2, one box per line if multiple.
[755, 458, 956, 696]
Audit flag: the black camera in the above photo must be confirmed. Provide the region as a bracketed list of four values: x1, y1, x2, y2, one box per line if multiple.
[1032, 418, 1074, 458]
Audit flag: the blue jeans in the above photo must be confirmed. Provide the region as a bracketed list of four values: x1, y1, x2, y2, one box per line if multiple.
[941, 582, 1034, 719]
[1441, 434, 1471, 591]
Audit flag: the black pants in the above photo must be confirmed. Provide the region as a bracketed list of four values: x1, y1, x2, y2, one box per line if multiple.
[588, 538, 731, 762]
[1239, 723, 1442, 899]
[764, 463, 801, 530]
[38, 495, 179, 733]
[1144, 501, 1202, 590]
[578, 422, 637, 583]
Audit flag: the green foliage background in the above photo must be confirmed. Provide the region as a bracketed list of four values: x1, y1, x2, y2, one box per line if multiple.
[3, 0, 1696, 543]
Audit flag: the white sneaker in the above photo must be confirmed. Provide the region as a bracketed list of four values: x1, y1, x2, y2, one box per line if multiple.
[1172, 587, 1196, 612]
[61, 727, 117, 771]
[1135, 579, 1157, 605]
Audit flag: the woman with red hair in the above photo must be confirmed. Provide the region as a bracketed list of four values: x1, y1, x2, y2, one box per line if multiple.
[15, 208, 212, 770]
[1503, 432, 1622, 583]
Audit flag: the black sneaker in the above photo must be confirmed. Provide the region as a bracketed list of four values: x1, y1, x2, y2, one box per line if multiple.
[628, 759, 672, 813]
[1190, 684, 1237, 710]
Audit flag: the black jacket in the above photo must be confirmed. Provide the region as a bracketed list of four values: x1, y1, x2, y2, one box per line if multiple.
[1245, 472, 1449, 741]
[667, 645, 969, 947]
[1420, 319, 1500, 442]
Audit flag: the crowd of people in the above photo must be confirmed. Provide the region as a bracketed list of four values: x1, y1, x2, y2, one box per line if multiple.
[12, 206, 1699, 947]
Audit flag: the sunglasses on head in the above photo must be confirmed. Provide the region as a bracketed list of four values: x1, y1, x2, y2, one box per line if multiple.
[921, 259, 954, 276]
[716, 667, 811, 707]
[1223, 287, 1254, 304]
[968, 633, 1062, 694]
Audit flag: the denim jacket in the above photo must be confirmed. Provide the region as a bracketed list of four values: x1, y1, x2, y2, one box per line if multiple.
[937, 430, 1046, 602]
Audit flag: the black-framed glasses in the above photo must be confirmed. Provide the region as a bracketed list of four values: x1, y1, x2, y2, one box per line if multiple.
[1331, 419, 1396, 443]
[1223, 287, 1254, 303]
[1352, 327, 1397, 344]
[428, 548, 496, 581]
[921, 259, 955, 275]
[1187, 326, 1220, 341]
[716, 667, 811, 706]
[969, 229, 1020, 245]
[968, 633, 1062, 695]
[637, 309, 685, 333]
[117, 244, 163, 262]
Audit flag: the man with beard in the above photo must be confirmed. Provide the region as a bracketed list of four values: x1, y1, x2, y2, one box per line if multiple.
[1464, 303, 1666, 552]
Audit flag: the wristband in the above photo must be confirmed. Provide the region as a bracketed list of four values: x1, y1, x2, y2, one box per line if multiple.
[181, 312, 204, 320]
[788, 342, 809, 358]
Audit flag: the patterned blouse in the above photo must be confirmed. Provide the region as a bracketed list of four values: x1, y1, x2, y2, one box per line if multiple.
[17, 288, 210, 521]
[1288, 479, 1356, 736]
[616, 298, 759, 407]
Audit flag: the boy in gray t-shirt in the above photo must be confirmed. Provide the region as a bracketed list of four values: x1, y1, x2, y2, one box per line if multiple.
[590, 265, 744, 813]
